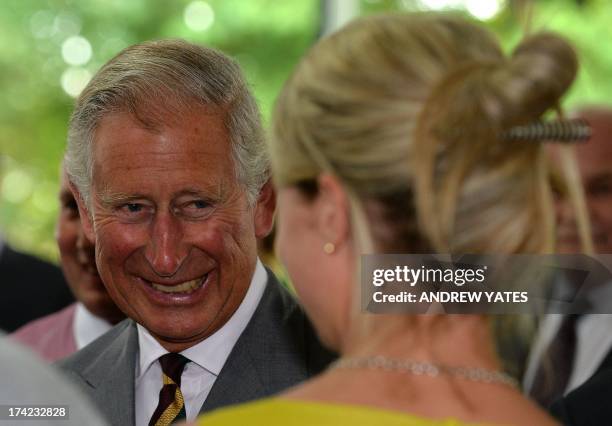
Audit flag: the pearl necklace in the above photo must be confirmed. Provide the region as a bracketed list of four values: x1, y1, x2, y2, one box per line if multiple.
[331, 356, 518, 388]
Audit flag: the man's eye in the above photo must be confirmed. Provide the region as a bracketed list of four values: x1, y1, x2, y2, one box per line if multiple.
[191, 200, 209, 209]
[62, 199, 79, 215]
[589, 182, 612, 197]
[118, 203, 150, 216]
[116, 202, 152, 222]
[126, 203, 143, 212]
[178, 199, 213, 218]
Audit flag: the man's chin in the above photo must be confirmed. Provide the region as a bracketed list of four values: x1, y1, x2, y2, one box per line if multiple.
[147, 327, 211, 352]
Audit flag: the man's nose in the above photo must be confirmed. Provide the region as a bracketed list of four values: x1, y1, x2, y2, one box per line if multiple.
[145, 213, 188, 277]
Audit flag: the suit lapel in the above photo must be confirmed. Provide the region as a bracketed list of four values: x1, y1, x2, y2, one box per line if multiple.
[200, 272, 314, 414]
[199, 341, 266, 413]
[80, 320, 138, 426]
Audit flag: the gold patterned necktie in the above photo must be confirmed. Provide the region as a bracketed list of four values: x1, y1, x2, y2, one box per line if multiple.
[149, 353, 189, 426]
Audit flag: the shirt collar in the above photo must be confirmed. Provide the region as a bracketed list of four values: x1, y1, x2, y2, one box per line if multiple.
[73, 302, 114, 350]
[136, 259, 268, 378]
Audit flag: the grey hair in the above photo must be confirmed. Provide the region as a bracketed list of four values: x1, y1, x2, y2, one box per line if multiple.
[65, 39, 269, 208]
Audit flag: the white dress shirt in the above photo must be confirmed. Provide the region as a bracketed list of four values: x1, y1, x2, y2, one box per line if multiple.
[135, 259, 267, 425]
[524, 280, 612, 394]
[73, 302, 114, 350]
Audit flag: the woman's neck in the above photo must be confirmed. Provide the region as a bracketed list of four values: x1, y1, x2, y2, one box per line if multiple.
[339, 314, 502, 371]
[283, 314, 556, 425]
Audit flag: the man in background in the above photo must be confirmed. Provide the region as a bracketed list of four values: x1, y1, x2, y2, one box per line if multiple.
[11, 169, 124, 360]
[525, 106, 612, 413]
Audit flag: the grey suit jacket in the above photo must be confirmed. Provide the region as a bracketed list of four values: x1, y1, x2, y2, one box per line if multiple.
[58, 272, 334, 426]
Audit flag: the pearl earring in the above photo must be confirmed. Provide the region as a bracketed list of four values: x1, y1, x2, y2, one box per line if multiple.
[323, 242, 335, 254]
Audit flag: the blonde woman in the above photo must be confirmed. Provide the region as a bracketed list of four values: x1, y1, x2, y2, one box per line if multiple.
[196, 12, 582, 426]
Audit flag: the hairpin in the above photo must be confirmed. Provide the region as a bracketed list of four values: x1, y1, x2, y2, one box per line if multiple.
[501, 118, 591, 143]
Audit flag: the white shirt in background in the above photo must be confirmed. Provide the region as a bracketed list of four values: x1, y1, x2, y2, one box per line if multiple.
[524, 280, 612, 394]
[73, 302, 114, 350]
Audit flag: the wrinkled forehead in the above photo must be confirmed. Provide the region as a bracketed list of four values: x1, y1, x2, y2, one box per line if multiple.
[90, 106, 234, 193]
[92, 100, 228, 150]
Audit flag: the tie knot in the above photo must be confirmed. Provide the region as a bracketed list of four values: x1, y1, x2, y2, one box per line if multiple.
[159, 353, 189, 386]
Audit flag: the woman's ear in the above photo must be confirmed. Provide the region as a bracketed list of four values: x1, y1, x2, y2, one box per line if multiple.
[315, 173, 351, 249]
[69, 181, 96, 244]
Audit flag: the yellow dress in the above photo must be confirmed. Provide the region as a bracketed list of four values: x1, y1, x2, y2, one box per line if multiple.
[198, 398, 472, 426]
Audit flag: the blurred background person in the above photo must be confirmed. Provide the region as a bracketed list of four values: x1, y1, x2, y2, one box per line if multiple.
[195, 12, 584, 426]
[11, 169, 124, 361]
[555, 107, 612, 255]
[525, 106, 612, 408]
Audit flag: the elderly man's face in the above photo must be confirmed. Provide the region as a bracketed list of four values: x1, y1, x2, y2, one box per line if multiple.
[79, 106, 273, 351]
[555, 111, 612, 253]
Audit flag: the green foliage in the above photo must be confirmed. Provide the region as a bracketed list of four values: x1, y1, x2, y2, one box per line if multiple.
[0, 0, 318, 261]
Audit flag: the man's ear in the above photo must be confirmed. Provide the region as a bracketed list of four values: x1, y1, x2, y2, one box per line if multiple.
[68, 180, 96, 244]
[315, 173, 350, 249]
[254, 179, 276, 239]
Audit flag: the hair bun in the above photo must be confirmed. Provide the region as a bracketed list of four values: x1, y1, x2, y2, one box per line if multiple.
[502, 32, 578, 124]
[428, 32, 578, 137]
[412, 31, 578, 252]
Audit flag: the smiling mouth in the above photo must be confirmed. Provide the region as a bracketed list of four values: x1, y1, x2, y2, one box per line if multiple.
[145, 274, 208, 294]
